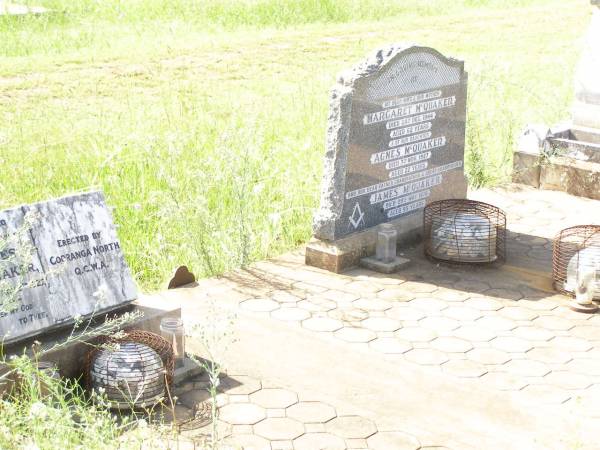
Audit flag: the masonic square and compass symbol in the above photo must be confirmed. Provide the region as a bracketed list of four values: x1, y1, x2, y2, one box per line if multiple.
[349, 202, 365, 229]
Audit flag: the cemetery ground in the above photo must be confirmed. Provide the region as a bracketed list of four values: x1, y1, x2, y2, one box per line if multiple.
[1, 1, 600, 449]
[0, 0, 587, 290]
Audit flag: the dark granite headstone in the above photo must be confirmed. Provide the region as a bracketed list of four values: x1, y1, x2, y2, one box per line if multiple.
[313, 45, 468, 242]
[0, 191, 137, 345]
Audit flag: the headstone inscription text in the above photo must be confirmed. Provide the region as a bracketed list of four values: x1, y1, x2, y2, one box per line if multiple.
[0, 191, 137, 345]
[313, 45, 468, 241]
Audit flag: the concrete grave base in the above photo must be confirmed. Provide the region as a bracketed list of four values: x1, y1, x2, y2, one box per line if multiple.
[512, 150, 541, 187]
[2, 295, 180, 380]
[513, 124, 600, 200]
[306, 223, 420, 273]
[539, 156, 600, 200]
[360, 255, 411, 273]
[173, 357, 204, 385]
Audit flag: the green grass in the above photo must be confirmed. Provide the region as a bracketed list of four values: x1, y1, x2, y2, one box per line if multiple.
[0, 0, 592, 289]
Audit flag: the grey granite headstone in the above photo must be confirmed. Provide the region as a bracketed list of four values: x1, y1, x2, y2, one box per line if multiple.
[313, 44, 468, 242]
[0, 191, 137, 345]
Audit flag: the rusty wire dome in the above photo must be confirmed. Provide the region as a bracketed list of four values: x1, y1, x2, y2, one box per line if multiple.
[553, 225, 600, 300]
[424, 199, 506, 265]
[85, 330, 175, 410]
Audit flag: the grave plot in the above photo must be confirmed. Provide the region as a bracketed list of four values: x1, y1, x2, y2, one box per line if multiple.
[155, 38, 599, 449]
[165, 182, 600, 450]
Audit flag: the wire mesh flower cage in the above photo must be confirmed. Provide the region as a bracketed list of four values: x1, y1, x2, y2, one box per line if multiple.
[553, 225, 600, 300]
[85, 330, 175, 409]
[424, 199, 506, 265]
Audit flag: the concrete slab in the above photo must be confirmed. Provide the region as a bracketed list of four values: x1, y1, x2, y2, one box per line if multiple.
[151, 185, 600, 449]
[2, 295, 180, 379]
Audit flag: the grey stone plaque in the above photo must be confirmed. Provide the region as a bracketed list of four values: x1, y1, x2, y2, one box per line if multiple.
[313, 45, 468, 241]
[0, 191, 137, 345]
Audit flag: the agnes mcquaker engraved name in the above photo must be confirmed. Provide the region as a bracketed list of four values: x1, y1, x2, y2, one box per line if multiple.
[313, 45, 468, 241]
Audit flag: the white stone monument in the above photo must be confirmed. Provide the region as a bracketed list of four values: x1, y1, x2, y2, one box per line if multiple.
[574, 1, 600, 128]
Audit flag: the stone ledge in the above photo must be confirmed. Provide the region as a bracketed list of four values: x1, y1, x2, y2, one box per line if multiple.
[512, 150, 541, 187]
[1, 296, 180, 380]
[540, 156, 600, 200]
[306, 226, 420, 273]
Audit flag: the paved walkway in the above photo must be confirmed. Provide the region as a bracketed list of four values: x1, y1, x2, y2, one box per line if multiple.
[154, 185, 600, 450]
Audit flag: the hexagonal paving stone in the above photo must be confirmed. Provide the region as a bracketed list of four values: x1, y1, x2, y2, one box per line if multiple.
[544, 371, 592, 390]
[453, 326, 496, 342]
[218, 403, 266, 425]
[196, 419, 233, 439]
[571, 325, 600, 341]
[480, 371, 528, 391]
[527, 347, 573, 364]
[254, 417, 304, 440]
[454, 280, 490, 293]
[566, 358, 600, 376]
[405, 348, 449, 365]
[218, 375, 262, 395]
[419, 316, 460, 332]
[550, 336, 593, 352]
[302, 317, 343, 332]
[369, 337, 413, 354]
[499, 307, 538, 321]
[271, 289, 306, 303]
[401, 281, 438, 294]
[251, 388, 298, 409]
[521, 384, 571, 404]
[286, 402, 337, 423]
[501, 359, 551, 377]
[367, 431, 420, 450]
[490, 336, 533, 353]
[376, 289, 415, 302]
[484, 288, 523, 300]
[385, 306, 426, 321]
[512, 326, 554, 342]
[345, 280, 382, 294]
[442, 359, 487, 378]
[353, 297, 394, 311]
[533, 316, 574, 331]
[298, 299, 337, 312]
[240, 298, 280, 312]
[409, 298, 448, 313]
[293, 432, 346, 450]
[320, 289, 361, 303]
[516, 298, 560, 311]
[475, 316, 517, 331]
[223, 434, 271, 450]
[329, 308, 369, 322]
[334, 327, 377, 343]
[467, 348, 511, 365]
[464, 297, 503, 311]
[271, 307, 311, 322]
[435, 288, 471, 302]
[361, 317, 401, 332]
[326, 416, 377, 439]
[553, 306, 595, 321]
[395, 327, 437, 342]
[442, 306, 482, 321]
[431, 336, 473, 353]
